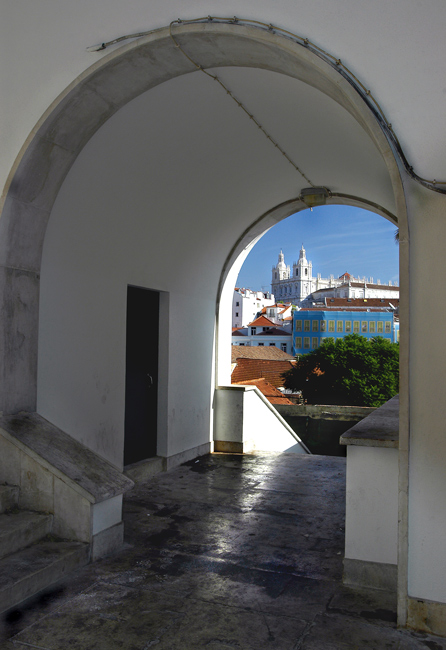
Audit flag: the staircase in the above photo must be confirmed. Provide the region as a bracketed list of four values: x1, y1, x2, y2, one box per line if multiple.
[0, 484, 90, 615]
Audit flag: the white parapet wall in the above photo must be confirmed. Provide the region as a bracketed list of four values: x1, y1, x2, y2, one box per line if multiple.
[344, 446, 398, 566]
[340, 395, 399, 592]
[214, 385, 310, 454]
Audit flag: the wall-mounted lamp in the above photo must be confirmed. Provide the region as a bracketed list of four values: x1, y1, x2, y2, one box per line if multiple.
[300, 187, 330, 208]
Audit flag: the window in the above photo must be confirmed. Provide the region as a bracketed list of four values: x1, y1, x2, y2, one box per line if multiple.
[239, 343, 245, 346]
[328, 320, 335, 332]
[337, 321, 343, 332]
[235, 312, 239, 317]
[304, 320, 310, 332]
[295, 321, 302, 332]
[312, 337, 318, 349]
[281, 343, 287, 352]
[353, 321, 360, 332]
[236, 302, 239, 306]
[361, 321, 368, 333]
[369, 321, 376, 333]
[305, 268, 308, 276]
[385, 321, 391, 333]
[295, 269, 299, 276]
[250, 327, 256, 335]
[320, 321, 326, 332]
[269, 342, 276, 346]
[345, 321, 352, 333]
[263, 327, 270, 332]
[295, 337, 302, 349]
[304, 337, 310, 349]
[258, 343, 264, 346]
[377, 321, 384, 333]
[312, 320, 319, 332]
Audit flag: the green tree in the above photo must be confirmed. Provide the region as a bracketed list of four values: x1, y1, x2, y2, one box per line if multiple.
[282, 334, 399, 407]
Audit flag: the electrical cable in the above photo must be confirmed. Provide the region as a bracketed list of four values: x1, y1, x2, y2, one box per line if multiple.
[86, 16, 446, 195]
[168, 21, 315, 187]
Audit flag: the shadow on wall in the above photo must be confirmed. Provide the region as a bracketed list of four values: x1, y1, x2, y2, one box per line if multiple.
[275, 404, 376, 456]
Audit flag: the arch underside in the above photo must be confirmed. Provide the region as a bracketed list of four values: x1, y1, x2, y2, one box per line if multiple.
[0, 22, 405, 441]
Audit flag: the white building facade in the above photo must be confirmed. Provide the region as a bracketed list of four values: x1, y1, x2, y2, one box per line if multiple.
[232, 288, 275, 328]
[232, 315, 293, 354]
[271, 246, 398, 305]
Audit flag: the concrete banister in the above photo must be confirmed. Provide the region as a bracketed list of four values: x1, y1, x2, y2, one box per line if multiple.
[340, 395, 399, 592]
[0, 412, 134, 560]
[214, 385, 310, 454]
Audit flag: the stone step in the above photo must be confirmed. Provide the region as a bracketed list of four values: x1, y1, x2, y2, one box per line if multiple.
[0, 539, 90, 615]
[0, 485, 19, 514]
[0, 512, 53, 560]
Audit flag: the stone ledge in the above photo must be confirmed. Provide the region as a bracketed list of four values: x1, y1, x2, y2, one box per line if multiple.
[344, 558, 397, 593]
[0, 412, 133, 504]
[340, 395, 399, 448]
[407, 596, 446, 637]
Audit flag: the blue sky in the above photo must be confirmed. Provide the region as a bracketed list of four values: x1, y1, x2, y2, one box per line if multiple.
[236, 205, 399, 293]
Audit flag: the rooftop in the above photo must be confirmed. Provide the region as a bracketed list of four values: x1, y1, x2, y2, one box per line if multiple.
[311, 282, 399, 296]
[231, 346, 294, 362]
[256, 327, 290, 336]
[247, 315, 276, 328]
[231, 358, 295, 387]
[325, 298, 399, 309]
[232, 378, 294, 404]
[3, 452, 443, 649]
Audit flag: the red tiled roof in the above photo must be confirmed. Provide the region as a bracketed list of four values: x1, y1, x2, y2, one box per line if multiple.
[348, 281, 399, 290]
[302, 307, 394, 312]
[231, 358, 295, 387]
[324, 298, 399, 309]
[312, 282, 399, 296]
[232, 378, 293, 405]
[256, 328, 291, 336]
[231, 346, 295, 362]
[247, 315, 276, 327]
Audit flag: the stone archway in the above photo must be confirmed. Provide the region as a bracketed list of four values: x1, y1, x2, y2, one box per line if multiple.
[0, 21, 407, 416]
[215, 193, 401, 386]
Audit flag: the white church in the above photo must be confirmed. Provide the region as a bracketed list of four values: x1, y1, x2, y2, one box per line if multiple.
[271, 245, 399, 305]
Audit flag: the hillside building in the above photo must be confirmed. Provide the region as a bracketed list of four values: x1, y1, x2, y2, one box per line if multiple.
[232, 315, 293, 354]
[272, 245, 398, 305]
[232, 288, 275, 328]
[293, 309, 399, 355]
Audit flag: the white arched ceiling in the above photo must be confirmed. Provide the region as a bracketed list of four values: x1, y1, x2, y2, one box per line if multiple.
[3, 3, 446, 188]
[37, 65, 398, 466]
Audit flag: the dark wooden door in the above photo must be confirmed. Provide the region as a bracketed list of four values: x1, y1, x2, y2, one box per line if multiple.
[124, 286, 159, 465]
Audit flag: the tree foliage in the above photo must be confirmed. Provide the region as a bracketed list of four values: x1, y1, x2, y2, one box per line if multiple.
[282, 334, 399, 407]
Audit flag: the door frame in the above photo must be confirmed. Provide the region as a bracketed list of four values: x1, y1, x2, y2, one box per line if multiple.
[124, 286, 169, 465]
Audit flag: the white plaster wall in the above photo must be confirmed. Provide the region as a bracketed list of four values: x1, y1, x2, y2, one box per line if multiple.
[345, 446, 398, 565]
[213, 389, 244, 444]
[3, 1, 445, 197]
[407, 182, 446, 603]
[38, 69, 308, 468]
[214, 386, 307, 453]
[242, 388, 307, 453]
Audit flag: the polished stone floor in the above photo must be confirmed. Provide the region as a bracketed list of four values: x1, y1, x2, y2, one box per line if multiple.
[1, 452, 446, 649]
